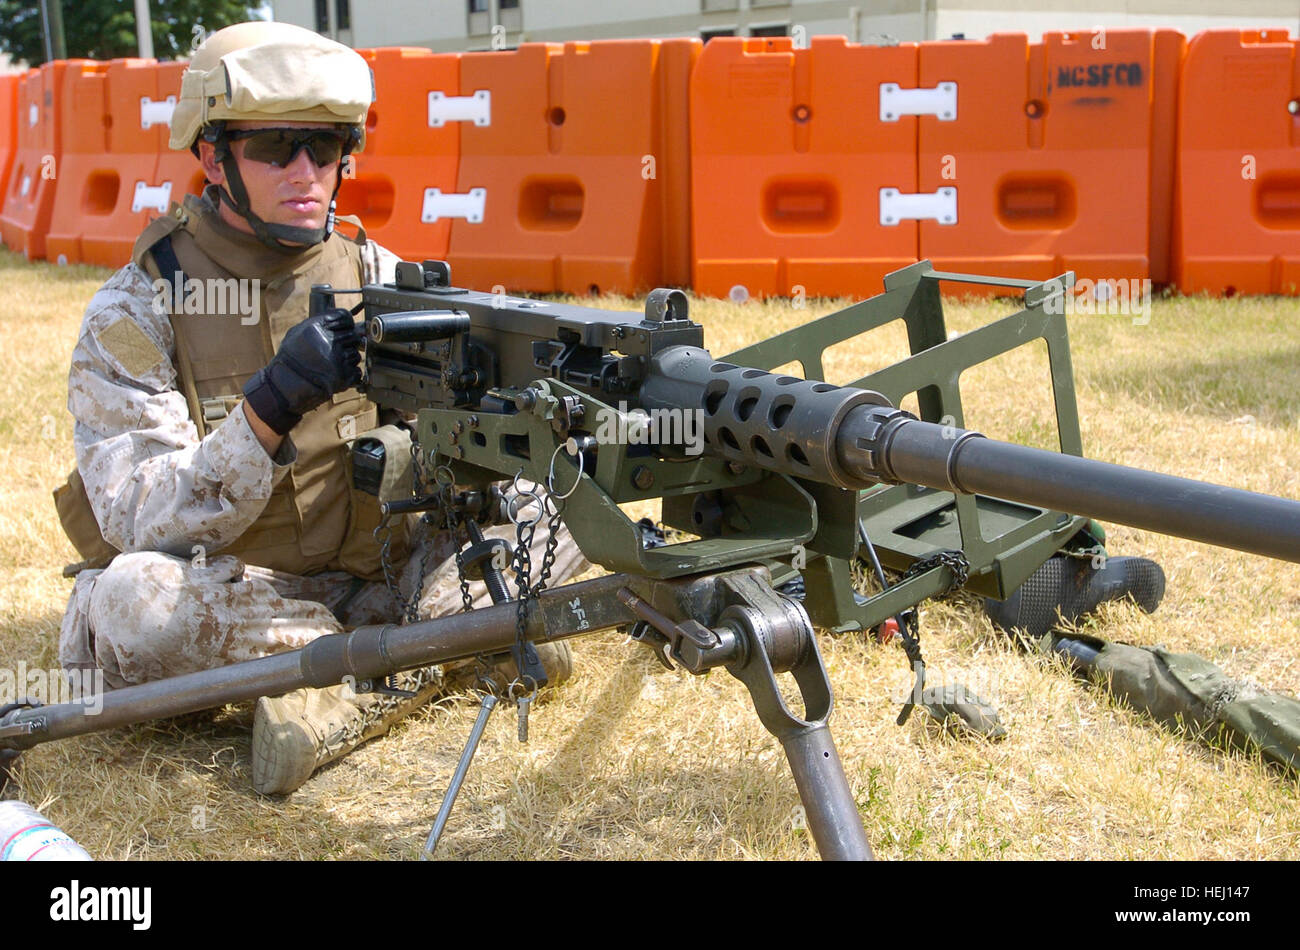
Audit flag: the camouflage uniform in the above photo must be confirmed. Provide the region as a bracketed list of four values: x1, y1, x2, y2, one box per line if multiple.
[59, 237, 585, 690]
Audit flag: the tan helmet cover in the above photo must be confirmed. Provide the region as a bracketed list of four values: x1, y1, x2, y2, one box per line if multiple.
[170, 21, 373, 152]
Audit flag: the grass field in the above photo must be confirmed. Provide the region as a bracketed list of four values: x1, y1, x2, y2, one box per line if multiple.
[1, 246, 1297, 860]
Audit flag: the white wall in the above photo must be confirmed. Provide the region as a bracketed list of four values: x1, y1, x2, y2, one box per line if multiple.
[269, 1, 1299, 49]
[271, 0, 317, 33]
[349, 0, 468, 46]
[534, 0, 704, 33]
[270, 0, 931, 46]
[934, 10, 1298, 42]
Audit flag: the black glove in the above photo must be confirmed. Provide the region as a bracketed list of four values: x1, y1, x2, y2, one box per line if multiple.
[242, 309, 363, 435]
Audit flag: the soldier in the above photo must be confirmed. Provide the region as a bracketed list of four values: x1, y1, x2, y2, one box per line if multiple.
[53, 21, 583, 796]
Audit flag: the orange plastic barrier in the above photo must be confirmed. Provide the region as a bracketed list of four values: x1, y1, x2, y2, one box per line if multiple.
[0, 75, 17, 220]
[917, 30, 1183, 290]
[43, 60, 108, 264]
[335, 48, 461, 260]
[45, 59, 179, 267]
[448, 39, 698, 296]
[1174, 30, 1300, 295]
[0, 61, 82, 260]
[690, 36, 919, 300]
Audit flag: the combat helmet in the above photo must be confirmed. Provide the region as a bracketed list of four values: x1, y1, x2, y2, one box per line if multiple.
[170, 21, 374, 248]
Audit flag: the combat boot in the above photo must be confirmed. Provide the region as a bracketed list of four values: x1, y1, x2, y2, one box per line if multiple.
[983, 554, 1166, 640]
[251, 666, 444, 796]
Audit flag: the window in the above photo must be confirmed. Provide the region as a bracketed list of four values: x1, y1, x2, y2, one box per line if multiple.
[468, 0, 519, 33]
[336, 0, 350, 31]
[749, 23, 789, 37]
[701, 28, 736, 42]
[315, 0, 328, 33]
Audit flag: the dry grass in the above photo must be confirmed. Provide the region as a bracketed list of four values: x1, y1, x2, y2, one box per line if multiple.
[1, 246, 1297, 860]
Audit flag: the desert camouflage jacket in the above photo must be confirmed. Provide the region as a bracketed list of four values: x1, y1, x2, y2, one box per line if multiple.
[67, 235, 399, 558]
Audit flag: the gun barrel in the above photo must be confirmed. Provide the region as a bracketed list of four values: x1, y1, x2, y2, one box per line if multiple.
[877, 419, 1300, 564]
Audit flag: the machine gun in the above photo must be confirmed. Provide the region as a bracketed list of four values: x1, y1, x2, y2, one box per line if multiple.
[3, 259, 1299, 860]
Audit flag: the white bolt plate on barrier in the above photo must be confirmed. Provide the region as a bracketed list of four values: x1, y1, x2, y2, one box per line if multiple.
[140, 95, 176, 129]
[428, 90, 491, 127]
[879, 82, 957, 121]
[422, 187, 486, 224]
[28, 104, 38, 126]
[133, 181, 173, 214]
[879, 187, 958, 226]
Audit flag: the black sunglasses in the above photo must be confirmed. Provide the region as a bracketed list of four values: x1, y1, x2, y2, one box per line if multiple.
[223, 128, 353, 168]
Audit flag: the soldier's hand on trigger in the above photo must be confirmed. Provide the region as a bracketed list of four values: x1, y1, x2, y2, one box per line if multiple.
[242, 309, 364, 435]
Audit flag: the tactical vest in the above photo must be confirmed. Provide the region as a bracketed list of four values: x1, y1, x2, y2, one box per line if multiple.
[56, 189, 406, 579]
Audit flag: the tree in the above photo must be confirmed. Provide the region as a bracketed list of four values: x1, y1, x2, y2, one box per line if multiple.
[0, 0, 261, 67]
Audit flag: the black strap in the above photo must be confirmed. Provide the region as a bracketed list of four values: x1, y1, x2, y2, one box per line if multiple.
[149, 234, 188, 314]
[0, 749, 19, 795]
[216, 144, 341, 249]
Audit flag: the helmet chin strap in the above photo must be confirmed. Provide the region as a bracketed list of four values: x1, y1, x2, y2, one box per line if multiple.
[213, 140, 344, 250]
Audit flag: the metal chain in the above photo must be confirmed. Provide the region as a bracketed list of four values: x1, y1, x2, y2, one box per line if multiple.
[373, 437, 428, 617]
[403, 437, 446, 624]
[531, 441, 581, 600]
[891, 550, 970, 725]
[530, 493, 565, 597]
[440, 472, 474, 615]
[452, 528, 474, 612]
[406, 519, 441, 624]
[509, 486, 540, 690]
[383, 438, 569, 692]
[899, 549, 971, 592]
[892, 549, 971, 660]
[370, 434, 472, 624]
[496, 465, 571, 698]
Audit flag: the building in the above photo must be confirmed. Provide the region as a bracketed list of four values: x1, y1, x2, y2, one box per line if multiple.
[270, 0, 1300, 51]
